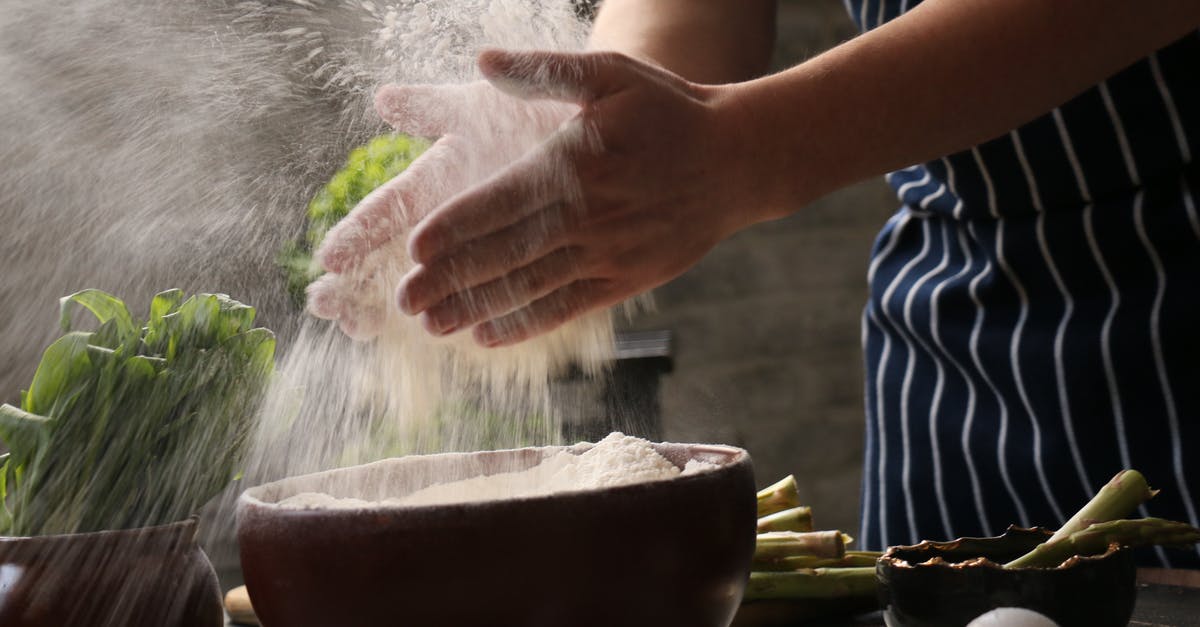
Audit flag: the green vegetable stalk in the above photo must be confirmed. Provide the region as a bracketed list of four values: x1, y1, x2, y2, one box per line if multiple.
[757, 506, 813, 533]
[1006, 469, 1157, 568]
[1006, 517, 1200, 569]
[741, 476, 882, 618]
[278, 133, 427, 302]
[756, 474, 801, 518]
[754, 530, 849, 564]
[744, 567, 877, 601]
[0, 289, 275, 535]
[753, 551, 882, 572]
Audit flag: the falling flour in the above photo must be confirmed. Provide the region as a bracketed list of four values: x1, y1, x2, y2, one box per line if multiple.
[279, 432, 720, 510]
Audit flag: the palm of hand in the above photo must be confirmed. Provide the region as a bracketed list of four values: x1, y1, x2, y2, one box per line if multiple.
[313, 50, 747, 346]
[307, 80, 576, 340]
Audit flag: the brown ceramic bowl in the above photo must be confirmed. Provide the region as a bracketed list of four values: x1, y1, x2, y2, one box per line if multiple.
[237, 441, 756, 627]
[0, 518, 223, 627]
[877, 527, 1136, 627]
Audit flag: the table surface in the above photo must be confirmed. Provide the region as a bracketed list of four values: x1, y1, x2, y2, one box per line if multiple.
[778, 582, 1200, 627]
[225, 581, 1200, 627]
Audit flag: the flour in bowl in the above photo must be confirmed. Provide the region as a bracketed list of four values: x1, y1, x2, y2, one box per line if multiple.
[278, 432, 718, 509]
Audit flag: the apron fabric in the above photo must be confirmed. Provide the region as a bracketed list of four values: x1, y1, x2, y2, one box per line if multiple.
[847, 1, 1200, 567]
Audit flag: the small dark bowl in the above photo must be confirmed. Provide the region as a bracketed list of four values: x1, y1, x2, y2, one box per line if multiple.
[0, 518, 223, 627]
[877, 527, 1136, 627]
[238, 441, 756, 627]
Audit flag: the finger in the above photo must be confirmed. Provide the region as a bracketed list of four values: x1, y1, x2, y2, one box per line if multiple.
[374, 83, 480, 138]
[396, 205, 571, 314]
[407, 137, 573, 265]
[472, 278, 616, 347]
[306, 274, 385, 341]
[478, 49, 644, 103]
[306, 274, 351, 320]
[317, 135, 468, 273]
[338, 303, 384, 342]
[415, 247, 582, 335]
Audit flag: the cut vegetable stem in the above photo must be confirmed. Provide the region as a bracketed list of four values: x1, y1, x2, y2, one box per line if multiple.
[744, 567, 878, 601]
[1006, 469, 1157, 568]
[754, 530, 847, 563]
[757, 505, 813, 533]
[1006, 517, 1200, 569]
[756, 475, 801, 518]
[753, 551, 883, 572]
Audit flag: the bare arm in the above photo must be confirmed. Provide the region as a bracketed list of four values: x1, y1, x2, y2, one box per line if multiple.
[727, 0, 1200, 222]
[589, 0, 776, 83]
[349, 1, 1200, 346]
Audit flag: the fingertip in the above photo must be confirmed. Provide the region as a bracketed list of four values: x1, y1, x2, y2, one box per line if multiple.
[305, 276, 343, 319]
[395, 269, 421, 315]
[340, 309, 384, 342]
[418, 310, 458, 337]
[472, 322, 516, 348]
[314, 246, 345, 274]
[406, 221, 439, 265]
[373, 84, 406, 123]
[315, 222, 362, 273]
[477, 48, 517, 77]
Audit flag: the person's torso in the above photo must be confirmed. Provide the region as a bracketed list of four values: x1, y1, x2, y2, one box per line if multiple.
[844, 0, 1200, 220]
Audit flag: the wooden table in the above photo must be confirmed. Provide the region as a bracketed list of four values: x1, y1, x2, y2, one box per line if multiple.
[733, 570, 1200, 627]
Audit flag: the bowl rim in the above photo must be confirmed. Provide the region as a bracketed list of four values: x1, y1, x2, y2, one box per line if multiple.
[238, 440, 751, 515]
[878, 525, 1126, 571]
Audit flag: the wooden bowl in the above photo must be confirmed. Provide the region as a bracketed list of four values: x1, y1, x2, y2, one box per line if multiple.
[876, 527, 1136, 627]
[237, 441, 756, 627]
[0, 518, 223, 627]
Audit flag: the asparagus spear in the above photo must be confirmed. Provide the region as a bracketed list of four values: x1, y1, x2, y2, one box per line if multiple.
[753, 551, 883, 572]
[757, 475, 801, 518]
[744, 567, 877, 601]
[1006, 469, 1157, 568]
[1006, 517, 1200, 569]
[754, 530, 849, 565]
[757, 506, 814, 533]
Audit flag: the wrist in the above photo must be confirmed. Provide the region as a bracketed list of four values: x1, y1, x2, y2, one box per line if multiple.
[704, 79, 830, 232]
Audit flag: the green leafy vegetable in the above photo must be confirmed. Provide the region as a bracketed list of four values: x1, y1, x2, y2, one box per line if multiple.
[279, 133, 428, 303]
[0, 289, 276, 535]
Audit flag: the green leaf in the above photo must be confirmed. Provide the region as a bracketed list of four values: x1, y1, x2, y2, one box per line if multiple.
[161, 294, 221, 355]
[9, 289, 277, 534]
[150, 289, 184, 322]
[212, 294, 257, 341]
[0, 405, 51, 458]
[144, 289, 185, 352]
[122, 354, 162, 380]
[90, 319, 126, 350]
[220, 328, 277, 376]
[59, 289, 135, 341]
[24, 332, 94, 416]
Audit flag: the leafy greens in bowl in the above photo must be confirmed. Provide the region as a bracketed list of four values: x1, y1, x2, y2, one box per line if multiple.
[0, 289, 275, 536]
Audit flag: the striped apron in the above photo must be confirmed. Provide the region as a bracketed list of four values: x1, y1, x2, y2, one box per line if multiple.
[848, 2, 1200, 568]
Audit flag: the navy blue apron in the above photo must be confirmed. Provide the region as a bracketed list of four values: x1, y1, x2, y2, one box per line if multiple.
[847, 1, 1200, 567]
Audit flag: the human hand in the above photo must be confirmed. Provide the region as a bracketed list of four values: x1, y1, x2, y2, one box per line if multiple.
[397, 49, 767, 347]
[306, 79, 578, 339]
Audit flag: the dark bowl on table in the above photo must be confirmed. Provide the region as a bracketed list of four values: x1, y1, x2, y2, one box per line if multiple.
[877, 526, 1136, 627]
[237, 441, 756, 627]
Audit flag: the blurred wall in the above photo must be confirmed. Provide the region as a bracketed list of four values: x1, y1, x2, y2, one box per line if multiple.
[627, 0, 897, 536]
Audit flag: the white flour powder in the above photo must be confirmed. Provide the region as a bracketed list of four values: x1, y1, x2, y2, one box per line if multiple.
[279, 432, 719, 509]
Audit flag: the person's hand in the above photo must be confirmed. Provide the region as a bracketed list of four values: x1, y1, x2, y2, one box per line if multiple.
[395, 49, 770, 347]
[306, 79, 579, 340]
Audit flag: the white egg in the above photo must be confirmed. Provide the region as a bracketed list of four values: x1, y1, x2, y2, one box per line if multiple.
[965, 607, 1060, 627]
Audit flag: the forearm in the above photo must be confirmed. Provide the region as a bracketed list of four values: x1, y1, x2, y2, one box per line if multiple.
[724, 0, 1200, 221]
[589, 0, 776, 83]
